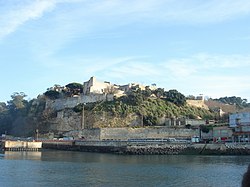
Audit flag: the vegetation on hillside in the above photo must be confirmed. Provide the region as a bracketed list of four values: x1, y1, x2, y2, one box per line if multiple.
[44, 82, 84, 99]
[213, 96, 250, 108]
[75, 86, 215, 126]
[0, 92, 49, 136]
[1, 83, 250, 136]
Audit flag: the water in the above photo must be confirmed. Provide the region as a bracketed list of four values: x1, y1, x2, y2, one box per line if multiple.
[0, 150, 249, 187]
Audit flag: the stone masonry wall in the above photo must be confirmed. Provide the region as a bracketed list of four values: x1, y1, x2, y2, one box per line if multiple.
[76, 127, 198, 140]
[97, 127, 198, 140]
[49, 109, 82, 132]
[65, 127, 198, 141]
[45, 94, 113, 111]
[186, 100, 209, 110]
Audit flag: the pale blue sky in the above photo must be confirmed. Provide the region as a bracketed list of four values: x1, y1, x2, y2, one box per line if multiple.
[1, 0, 250, 103]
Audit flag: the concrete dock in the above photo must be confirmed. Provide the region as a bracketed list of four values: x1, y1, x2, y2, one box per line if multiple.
[3, 140, 42, 151]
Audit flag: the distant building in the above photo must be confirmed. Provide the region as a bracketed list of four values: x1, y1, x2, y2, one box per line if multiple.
[83, 76, 111, 95]
[118, 83, 141, 93]
[229, 112, 250, 127]
[201, 126, 233, 142]
[196, 94, 204, 101]
[212, 126, 233, 142]
[165, 117, 205, 127]
[178, 118, 206, 127]
[229, 112, 250, 143]
[119, 83, 156, 93]
[83, 76, 157, 96]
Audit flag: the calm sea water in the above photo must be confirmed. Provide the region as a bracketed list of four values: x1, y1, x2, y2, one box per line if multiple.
[0, 150, 249, 187]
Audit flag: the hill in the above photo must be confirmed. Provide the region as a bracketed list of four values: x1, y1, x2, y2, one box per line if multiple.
[0, 81, 249, 137]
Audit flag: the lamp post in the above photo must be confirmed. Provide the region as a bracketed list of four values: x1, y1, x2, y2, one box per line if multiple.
[36, 129, 39, 140]
[141, 114, 144, 127]
[81, 103, 86, 130]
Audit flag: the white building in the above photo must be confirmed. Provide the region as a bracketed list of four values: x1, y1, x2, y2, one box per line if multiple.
[229, 112, 250, 127]
[83, 77, 157, 96]
[229, 112, 250, 143]
[83, 76, 111, 95]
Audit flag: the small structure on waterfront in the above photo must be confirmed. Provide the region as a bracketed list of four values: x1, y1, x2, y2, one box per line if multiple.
[3, 141, 42, 151]
[229, 112, 250, 142]
[212, 126, 233, 142]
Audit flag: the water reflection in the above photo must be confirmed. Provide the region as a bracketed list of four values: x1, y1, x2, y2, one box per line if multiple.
[0, 150, 249, 187]
[4, 151, 42, 160]
[2, 150, 250, 167]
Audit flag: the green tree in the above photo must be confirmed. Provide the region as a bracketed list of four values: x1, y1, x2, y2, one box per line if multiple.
[141, 86, 152, 98]
[153, 88, 164, 98]
[7, 92, 27, 110]
[164, 89, 186, 106]
[64, 82, 83, 96]
[127, 86, 144, 105]
[44, 90, 60, 100]
[0, 102, 12, 134]
[200, 125, 210, 133]
[0, 102, 7, 113]
[214, 96, 249, 107]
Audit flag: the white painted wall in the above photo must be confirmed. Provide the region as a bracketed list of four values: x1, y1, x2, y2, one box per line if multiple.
[229, 112, 250, 127]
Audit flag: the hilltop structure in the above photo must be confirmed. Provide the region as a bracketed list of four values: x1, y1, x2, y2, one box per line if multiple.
[83, 76, 111, 95]
[36, 76, 237, 143]
[82, 76, 156, 96]
[46, 76, 157, 110]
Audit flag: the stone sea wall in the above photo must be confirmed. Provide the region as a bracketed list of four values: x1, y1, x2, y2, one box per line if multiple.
[124, 144, 189, 155]
[123, 143, 250, 155]
[42, 141, 250, 155]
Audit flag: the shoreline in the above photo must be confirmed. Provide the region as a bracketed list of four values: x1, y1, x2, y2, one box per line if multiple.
[42, 141, 250, 155]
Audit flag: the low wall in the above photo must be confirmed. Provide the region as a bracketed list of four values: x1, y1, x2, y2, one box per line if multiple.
[43, 140, 250, 155]
[65, 127, 199, 141]
[75, 140, 127, 147]
[42, 140, 126, 153]
[187, 100, 208, 110]
[42, 141, 75, 151]
[82, 129, 101, 140]
[99, 127, 198, 140]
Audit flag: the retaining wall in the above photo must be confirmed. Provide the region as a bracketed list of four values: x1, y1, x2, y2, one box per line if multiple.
[99, 127, 198, 140]
[42, 140, 250, 155]
[46, 94, 113, 111]
[65, 127, 199, 141]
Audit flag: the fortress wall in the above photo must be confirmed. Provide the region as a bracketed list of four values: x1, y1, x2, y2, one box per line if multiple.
[81, 127, 199, 140]
[81, 128, 101, 140]
[45, 94, 113, 111]
[186, 100, 209, 110]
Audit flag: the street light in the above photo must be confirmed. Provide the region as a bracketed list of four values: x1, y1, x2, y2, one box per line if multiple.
[81, 103, 86, 130]
[36, 129, 39, 140]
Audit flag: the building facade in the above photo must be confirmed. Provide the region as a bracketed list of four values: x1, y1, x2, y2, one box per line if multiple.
[83, 76, 111, 95]
[229, 112, 250, 127]
[229, 112, 250, 142]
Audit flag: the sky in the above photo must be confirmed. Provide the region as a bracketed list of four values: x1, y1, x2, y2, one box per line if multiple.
[1, 0, 250, 103]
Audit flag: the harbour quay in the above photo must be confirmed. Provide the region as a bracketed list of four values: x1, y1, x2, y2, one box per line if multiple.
[1, 140, 42, 151]
[42, 139, 250, 155]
